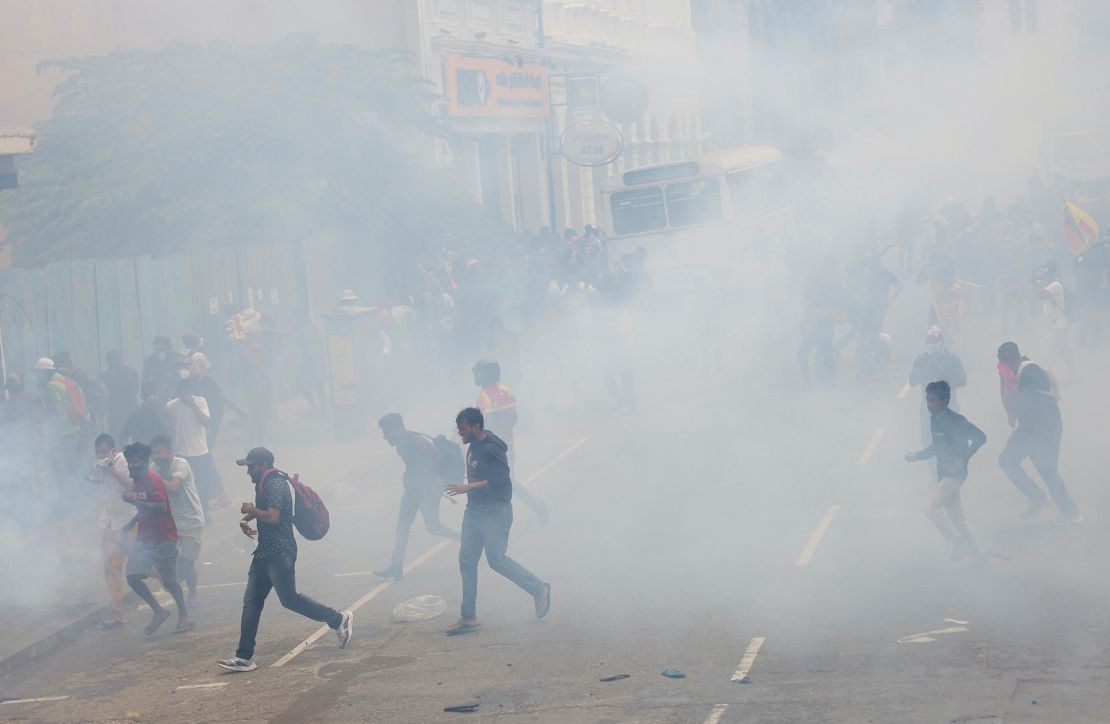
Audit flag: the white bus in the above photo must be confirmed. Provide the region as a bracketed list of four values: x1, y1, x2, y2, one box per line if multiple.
[598, 146, 791, 269]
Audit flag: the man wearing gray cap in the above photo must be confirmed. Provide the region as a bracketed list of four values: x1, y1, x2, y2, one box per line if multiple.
[218, 447, 352, 672]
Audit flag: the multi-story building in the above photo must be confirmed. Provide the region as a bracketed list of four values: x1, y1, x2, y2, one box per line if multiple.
[0, 0, 702, 236]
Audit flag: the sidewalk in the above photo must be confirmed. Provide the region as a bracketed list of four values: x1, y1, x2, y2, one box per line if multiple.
[0, 403, 394, 676]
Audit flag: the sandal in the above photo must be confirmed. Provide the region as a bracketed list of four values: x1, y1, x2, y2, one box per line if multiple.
[173, 620, 195, 634]
[445, 621, 482, 636]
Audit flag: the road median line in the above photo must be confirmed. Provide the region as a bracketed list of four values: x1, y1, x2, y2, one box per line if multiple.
[795, 504, 841, 566]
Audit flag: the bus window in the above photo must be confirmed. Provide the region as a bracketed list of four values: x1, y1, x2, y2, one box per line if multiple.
[666, 179, 722, 227]
[727, 172, 754, 217]
[610, 187, 667, 235]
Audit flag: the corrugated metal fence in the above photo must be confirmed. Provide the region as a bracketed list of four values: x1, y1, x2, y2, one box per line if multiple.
[0, 243, 297, 382]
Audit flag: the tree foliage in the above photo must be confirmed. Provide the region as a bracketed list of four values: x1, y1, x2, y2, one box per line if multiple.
[0, 34, 511, 273]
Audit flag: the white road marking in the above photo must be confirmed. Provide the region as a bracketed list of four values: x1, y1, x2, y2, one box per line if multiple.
[271, 542, 449, 668]
[136, 581, 244, 609]
[897, 625, 969, 644]
[518, 436, 590, 488]
[173, 683, 228, 691]
[944, 618, 969, 625]
[333, 571, 375, 578]
[1, 696, 70, 705]
[897, 382, 911, 399]
[795, 505, 841, 566]
[271, 436, 588, 668]
[703, 704, 729, 723]
[855, 426, 886, 465]
[730, 636, 766, 682]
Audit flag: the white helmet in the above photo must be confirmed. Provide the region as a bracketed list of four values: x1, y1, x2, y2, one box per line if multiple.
[33, 357, 55, 371]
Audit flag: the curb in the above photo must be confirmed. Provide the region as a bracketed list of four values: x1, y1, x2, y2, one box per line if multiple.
[0, 600, 116, 678]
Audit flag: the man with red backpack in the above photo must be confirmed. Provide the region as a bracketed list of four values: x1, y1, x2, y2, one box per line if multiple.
[372, 413, 461, 580]
[218, 447, 351, 672]
[33, 357, 88, 494]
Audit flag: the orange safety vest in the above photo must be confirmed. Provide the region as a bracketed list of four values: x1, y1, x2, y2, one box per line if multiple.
[477, 383, 517, 444]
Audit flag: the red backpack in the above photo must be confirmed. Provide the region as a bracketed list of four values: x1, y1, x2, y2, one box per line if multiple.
[58, 375, 89, 427]
[258, 470, 330, 541]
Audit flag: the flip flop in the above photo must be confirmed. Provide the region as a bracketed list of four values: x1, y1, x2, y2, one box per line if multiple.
[445, 622, 482, 636]
[101, 619, 124, 630]
[173, 620, 195, 634]
[534, 583, 551, 619]
[145, 609, 171, 636]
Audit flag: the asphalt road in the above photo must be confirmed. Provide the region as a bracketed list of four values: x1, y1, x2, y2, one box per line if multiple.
[2, 286, 1109, 723]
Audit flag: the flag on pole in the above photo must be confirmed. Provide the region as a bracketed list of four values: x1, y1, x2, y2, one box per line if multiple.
[1062, 201, 1099, 256]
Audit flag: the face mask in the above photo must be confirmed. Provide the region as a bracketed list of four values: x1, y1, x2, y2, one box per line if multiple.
[926, 343, 942, 354]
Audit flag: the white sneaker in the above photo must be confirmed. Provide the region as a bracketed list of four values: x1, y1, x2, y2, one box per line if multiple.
[1051, 513, 1083, 527]
[217, 656, 257, 672]
[336, 610, 353, 649]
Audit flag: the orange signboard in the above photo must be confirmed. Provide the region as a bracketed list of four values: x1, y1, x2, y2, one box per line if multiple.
[443, 55, 550, 119]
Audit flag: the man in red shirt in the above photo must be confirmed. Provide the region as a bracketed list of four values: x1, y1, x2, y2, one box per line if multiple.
[122, 442, 193, 636]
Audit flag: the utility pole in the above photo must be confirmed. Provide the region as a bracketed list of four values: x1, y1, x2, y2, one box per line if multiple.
[538, 0, 560, 232]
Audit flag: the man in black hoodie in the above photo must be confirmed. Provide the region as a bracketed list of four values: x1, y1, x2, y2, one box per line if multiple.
[445, 407, 550, 635]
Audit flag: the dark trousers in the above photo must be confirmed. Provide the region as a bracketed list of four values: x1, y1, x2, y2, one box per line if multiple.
[235, 552, 341, 660]
[459, 503, 543, 619]
[999, 428, 1079, 516]
[391, 486, 459, 567]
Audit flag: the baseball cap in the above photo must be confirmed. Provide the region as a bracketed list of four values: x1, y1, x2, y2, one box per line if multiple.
[236, 447, 275, 467]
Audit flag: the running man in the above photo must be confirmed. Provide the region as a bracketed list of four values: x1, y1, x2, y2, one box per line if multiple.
[150, 435, 205, 607]
[218, 447, 352, 672]
[905, 381, 988, 561]
[473, 359, 549, 526]
[445, 408, 550, 636]
[373, 413, 460, 580]
[996, 342, 1082, 524]
[121, 442, 193, 635]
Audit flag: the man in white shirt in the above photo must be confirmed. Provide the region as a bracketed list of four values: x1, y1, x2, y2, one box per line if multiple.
[151, 435, 206, 607]
[1035, 261, 1080, 381]
[165, 379, 228, 517]
[87, 434, 133, 628]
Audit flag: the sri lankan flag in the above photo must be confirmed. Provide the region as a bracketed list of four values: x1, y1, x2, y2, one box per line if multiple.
[1063, 201, 1099, 256]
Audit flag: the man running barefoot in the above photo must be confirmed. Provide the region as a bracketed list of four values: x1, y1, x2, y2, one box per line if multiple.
[121, 442, 193, 636]
[445, 408, 550, 636]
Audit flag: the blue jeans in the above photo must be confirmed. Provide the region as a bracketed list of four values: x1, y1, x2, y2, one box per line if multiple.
[235, 552, 341, 660]
[391, 486, 460, 567]
[459, 503, 544, 619]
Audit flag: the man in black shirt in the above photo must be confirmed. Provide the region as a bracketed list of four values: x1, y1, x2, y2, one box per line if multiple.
[373, 413, 460, 580]
[218, 447, 352, 672]
[445, 408, 550, 636]
[119, 382, 169, 445]
[905, 381, 988, 561]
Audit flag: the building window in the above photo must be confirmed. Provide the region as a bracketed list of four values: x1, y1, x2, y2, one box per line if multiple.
[471, 0, 495, 24]
[436, 0, 462, 18]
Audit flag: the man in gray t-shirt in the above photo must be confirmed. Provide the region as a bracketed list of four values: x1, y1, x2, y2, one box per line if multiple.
[151, 435, 205, 606]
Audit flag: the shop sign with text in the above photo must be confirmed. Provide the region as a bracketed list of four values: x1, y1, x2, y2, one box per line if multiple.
[443, 55, 550, 119]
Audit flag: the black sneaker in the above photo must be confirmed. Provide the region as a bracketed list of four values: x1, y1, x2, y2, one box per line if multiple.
[373, 565, 403, 580]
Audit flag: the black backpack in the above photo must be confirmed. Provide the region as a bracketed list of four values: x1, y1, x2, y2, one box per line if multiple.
[432, 435, 465, 484]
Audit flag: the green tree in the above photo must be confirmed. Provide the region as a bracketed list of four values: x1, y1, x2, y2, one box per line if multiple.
[0, 34, 512, 290]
